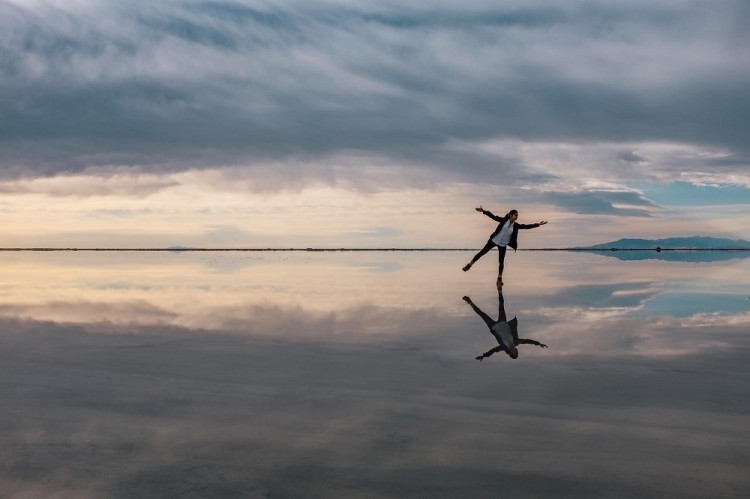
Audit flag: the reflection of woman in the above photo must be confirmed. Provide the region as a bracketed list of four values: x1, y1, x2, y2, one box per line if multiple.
[462, 206, 547, 286]
[463, 289, 547, 360]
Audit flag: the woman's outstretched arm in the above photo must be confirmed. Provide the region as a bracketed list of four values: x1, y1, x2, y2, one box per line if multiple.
[476, 206, 502, 222]
[517, 339, 548, 348]
[475, 346, 503, 361]
[517, 220, 548, 229]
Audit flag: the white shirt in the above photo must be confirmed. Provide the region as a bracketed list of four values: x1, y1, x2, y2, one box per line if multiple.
[491, 220, 514, 247]
[490, 321, 514, 349]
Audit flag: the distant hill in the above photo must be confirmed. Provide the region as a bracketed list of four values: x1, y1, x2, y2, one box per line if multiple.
[578, 236, 750, 250]
[585, 249, 750, 263]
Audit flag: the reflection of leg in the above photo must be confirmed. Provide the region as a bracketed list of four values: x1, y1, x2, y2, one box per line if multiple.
[496, 287, 507, 323]
[464, 240, 495, 271]
[497, 246, 507, 278]
[464, 297, 496, 329]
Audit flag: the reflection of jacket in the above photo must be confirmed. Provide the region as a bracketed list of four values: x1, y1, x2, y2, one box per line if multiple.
[491, 317, 519, 352]
[480, 316, 545, 358]
[483, 210, 540, 251]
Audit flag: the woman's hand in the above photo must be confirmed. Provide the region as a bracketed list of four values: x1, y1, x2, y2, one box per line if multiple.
[475, 206, 484, 213]
[539, 220, 548, 225]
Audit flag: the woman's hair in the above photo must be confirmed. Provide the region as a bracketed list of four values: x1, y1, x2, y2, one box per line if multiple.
[508, 209, 518, 217]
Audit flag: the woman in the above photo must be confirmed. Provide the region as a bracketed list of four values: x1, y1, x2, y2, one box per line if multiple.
[462, 206, 547, 286]
[462, 289, 548, 360]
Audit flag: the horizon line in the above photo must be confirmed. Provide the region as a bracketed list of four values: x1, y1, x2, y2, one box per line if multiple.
[1, 247, 749, 252]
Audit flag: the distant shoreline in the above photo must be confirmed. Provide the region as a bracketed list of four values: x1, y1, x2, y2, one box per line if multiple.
[0, 248, 748, 252]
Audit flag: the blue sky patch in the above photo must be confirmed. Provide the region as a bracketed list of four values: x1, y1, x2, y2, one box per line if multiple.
[638, 182, 750, 206]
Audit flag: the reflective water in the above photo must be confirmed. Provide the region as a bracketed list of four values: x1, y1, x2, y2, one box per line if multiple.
[1, 251, 748, 497]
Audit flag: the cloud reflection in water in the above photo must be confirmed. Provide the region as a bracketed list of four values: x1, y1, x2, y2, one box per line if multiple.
[0, 251, 748, 497]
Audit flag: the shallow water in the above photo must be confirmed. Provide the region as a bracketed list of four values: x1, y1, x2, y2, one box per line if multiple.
[1, 251, 748, 497]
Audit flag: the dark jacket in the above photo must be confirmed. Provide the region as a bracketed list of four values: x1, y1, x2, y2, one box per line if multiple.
[483, 210, 540, 251]
[479, 316, 546, 359]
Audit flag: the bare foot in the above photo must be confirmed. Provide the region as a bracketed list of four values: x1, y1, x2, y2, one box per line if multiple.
[462, 263, 472, 272]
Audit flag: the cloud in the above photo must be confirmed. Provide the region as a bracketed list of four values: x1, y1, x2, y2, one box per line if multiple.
[535, 281, 659, 310]
[0, 299, 178, 325]
[617, 151, 646, 164]
[545, 189, 659, 216]
[2, 295, 749, 497]
[0, 0, 748, 199]
[347, 226, 403, 238]
[0, 169, 177, 197]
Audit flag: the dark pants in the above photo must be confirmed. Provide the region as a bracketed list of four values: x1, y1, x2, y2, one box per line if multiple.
[469, 241, 507, 275]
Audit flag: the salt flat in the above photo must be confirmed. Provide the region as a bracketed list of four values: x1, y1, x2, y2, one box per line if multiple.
[1, 251, 748, 498]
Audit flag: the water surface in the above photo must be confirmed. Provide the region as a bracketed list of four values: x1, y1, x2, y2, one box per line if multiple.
[1, 251, 748, 497]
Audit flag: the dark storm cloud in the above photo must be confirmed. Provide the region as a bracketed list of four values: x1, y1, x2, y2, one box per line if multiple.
[1, 0, 748, 188]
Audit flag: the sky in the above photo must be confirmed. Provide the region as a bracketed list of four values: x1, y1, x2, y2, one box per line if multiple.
[1, 0, 749, 248]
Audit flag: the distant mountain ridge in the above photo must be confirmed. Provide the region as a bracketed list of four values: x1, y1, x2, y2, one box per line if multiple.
[579, 236, 750, 250]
